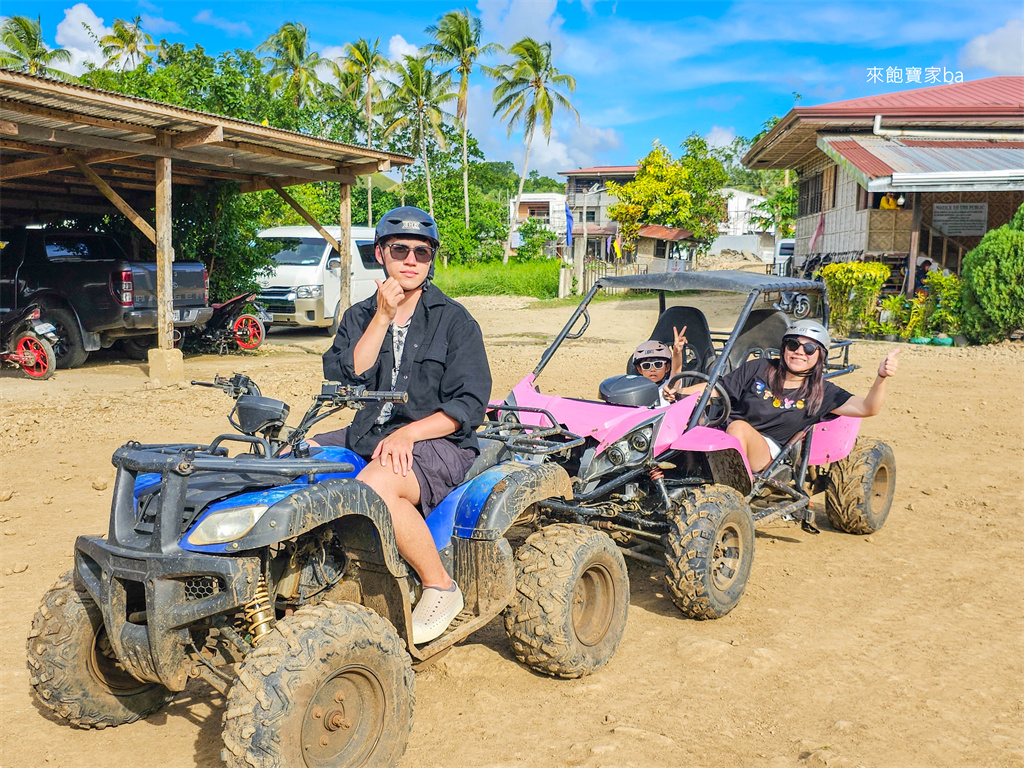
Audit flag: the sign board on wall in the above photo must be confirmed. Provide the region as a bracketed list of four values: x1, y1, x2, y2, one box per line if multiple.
[932, 203, 988, 237]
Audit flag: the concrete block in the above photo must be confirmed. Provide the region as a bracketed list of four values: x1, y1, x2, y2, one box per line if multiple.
[147, 347, 184, 386]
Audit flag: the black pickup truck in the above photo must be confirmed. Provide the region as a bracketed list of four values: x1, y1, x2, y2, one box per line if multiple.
[0, 229, 213, 367]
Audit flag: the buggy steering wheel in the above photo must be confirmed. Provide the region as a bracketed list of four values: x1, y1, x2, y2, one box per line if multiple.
[666, 371, 732, 428]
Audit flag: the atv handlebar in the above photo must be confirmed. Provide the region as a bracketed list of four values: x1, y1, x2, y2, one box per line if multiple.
[316, 382, 408, 409]
[191, 373, 262, 399]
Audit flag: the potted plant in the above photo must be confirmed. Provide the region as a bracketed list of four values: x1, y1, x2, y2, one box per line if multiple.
[862, 318, 882, 340]
[879, 294, 907, 342]
[904, 291, 931, 343]
[923, 271, 964, 346]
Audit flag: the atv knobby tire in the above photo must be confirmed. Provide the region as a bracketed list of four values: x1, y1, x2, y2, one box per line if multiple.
[26, 572, 175, 728]
[665, 485, 754, 620]
[222, 601, 414, 768]
[504, 524, 629, 678]
[825, 439, 896, 534]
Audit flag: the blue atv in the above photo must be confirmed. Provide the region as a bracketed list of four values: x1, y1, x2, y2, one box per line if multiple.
[26, 374, 629, 768]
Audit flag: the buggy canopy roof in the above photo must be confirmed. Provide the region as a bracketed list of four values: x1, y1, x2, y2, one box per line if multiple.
[596, 270, 825, 294]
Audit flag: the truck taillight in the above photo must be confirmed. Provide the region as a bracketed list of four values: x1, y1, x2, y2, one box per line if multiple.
[203, 268, 209, 304]
[113, 269, 133, 306]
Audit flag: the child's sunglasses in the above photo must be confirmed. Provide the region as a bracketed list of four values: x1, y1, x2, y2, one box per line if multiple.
[637, 360, 668, 371]
[784, 339, 820, 355]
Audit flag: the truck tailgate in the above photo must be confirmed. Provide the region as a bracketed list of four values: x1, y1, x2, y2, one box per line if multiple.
[132, 263, 207, 309]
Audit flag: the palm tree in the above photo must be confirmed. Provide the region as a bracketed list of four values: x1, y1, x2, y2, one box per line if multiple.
[484, 38, 578, 261]
[100, 16, 156, 70]
[335, 38, 388, 224]
[381, 56, 455, 227]
[0, 15, 72, 78]
[424, 9, 500, 227]
[256, 22, 326, 109]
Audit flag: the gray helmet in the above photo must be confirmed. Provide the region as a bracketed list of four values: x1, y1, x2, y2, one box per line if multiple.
[783, 319, 831, 351]
[374, 206, 439, 249]
[634, 340, 672, 361]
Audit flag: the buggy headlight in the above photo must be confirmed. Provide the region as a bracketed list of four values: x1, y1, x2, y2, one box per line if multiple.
[187, 504, 269, 545]
[295, 285, 322, 299]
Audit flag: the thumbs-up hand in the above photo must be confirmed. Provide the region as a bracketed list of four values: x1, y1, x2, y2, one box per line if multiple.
[878, 349, 900, 378]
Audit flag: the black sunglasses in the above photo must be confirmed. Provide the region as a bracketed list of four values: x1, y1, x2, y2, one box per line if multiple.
[784, 339, 820, 355]
[385, 243, 435, 263]
[638, 360, 668, 371]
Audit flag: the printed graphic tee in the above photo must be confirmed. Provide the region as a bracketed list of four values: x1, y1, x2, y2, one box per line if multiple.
[717, 359, 853, 445]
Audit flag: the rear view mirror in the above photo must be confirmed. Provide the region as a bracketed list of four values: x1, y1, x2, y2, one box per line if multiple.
[326, 258, 342, 270]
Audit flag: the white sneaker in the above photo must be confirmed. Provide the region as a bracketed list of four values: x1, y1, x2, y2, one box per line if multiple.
[412, 583, 464, 645]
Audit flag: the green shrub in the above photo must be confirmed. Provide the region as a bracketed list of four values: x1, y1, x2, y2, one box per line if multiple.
[879, 294, 907, 336]
[817, 261, 891, 335]
[923, 271, 962, 335]
[513, 218, 558, 262]
[433, 260, 560, 299]
[960, 203, 1024, 343]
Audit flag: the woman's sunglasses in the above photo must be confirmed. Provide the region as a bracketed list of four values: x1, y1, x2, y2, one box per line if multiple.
[784, 339, 820, 355]
[637, 360, 668, 371]
[386, 243, 435, 263]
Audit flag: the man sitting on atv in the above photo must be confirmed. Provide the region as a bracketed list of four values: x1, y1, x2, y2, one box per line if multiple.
[671, 319, 899, 472]
[306, 207, 492, 644]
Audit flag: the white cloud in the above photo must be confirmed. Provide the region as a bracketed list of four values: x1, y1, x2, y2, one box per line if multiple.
[140, 14, 182, 35]
[388, 34, 419, 62]
[960, 18, 1024, 75]
[192, 10, 251, 38]
[705, 126, 736, 148]
[477, 0, 566, 53]
[55, 3, 111, 74]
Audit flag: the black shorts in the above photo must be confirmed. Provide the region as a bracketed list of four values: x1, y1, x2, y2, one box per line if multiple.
[312, 427, 476, 516]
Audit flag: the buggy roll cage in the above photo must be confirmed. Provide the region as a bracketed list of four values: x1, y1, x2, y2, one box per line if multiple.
[531, 270, 854, 434]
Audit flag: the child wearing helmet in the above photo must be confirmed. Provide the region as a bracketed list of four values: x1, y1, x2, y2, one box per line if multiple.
[673, 319, 899, 472]
[307, 207, 492, 645]
[633, 339, 678, 406]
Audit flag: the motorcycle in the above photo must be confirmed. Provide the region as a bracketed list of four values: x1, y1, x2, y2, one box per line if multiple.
[0, 304, 59, 380]
[180, 292, 272, 355]
[773, 290, 811, 319]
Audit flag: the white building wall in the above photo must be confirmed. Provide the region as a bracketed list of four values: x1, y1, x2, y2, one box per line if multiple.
[720, 188, 767, 236]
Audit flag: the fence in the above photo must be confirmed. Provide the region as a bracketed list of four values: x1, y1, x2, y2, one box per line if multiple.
[557, 260, 649, 298]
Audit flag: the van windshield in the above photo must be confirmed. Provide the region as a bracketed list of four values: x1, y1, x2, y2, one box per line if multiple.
[264, 238, 325, 266]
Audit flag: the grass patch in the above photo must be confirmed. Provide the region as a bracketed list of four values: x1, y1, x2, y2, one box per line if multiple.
[530, 288, 701, 309]
[433, 260, 560, 300]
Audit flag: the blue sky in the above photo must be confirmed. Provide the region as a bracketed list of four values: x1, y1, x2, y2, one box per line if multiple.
[9, 1, 1024, 176]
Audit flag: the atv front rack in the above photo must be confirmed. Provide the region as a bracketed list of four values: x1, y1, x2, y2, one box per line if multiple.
[481, 405, 585, 456]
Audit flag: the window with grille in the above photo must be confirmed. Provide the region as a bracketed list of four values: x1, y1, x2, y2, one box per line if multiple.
[797, 172, 824, 217]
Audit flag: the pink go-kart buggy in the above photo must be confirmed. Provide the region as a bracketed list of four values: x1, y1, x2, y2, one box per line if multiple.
[484, 270, 896, 620]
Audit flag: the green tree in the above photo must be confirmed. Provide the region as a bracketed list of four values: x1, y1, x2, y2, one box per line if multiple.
[960, 202, 1024, 343]
[381, 56, 455, 227]
[607, 141, 693, 250]
[514, 217, 557, 261]
[0, 15, 72, 78]
[751, 185, 797, 237]
[678, 135, 729, 249]
[99, 16, 157, 70]
[484, 37, 577, 261]
[256, 21, 326, 109]
[336, 38, 388, 224]
[425, 9, 500, 227]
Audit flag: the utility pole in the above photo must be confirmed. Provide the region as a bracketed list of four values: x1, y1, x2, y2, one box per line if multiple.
[573, 183, 608, 294]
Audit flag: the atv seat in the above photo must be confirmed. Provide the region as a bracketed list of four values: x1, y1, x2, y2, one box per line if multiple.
[627, 305, 716, 375]
[463, 437, 511, 483]
[725, 309, 790, 373]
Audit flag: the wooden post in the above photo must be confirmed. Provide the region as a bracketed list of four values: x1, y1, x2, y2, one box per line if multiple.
[906, 192, 922, 297]
[66, 153, 157, 244]
[267, 179, 343, 255]
[155, 135, 174, 350]
[338, 182, 352, 313]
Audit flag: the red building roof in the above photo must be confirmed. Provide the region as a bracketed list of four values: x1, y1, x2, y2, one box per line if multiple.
[638, 224, 694, 241]
[744, 76, 1024, 170]
[560, 165, 638, 176]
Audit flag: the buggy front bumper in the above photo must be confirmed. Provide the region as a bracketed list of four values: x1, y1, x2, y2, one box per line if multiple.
[74, 535, 260, 692]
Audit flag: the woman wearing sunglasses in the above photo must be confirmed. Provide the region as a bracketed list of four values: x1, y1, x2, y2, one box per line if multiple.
[673, 319, 899, 472]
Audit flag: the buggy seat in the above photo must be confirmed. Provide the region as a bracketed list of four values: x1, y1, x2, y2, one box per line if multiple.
[627, 306, 716, 376]
[724, 308, 790, 374]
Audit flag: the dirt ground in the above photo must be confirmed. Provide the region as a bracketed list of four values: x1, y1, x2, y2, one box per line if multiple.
[1, 293, 1022, 768]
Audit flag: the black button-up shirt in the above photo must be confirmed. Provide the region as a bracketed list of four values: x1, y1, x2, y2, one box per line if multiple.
[322, 283, 492, 457]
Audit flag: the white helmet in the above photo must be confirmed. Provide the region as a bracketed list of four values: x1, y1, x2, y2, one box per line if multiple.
[783, 319, 831, 351]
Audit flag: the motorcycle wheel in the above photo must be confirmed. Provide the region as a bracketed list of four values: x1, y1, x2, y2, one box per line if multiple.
[232, 314, 265, 350]
[15, 333, 55, 379]
[794, 295, 812, 320]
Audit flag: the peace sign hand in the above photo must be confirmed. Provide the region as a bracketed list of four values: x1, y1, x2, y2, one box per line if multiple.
[672, 325, 688, 355]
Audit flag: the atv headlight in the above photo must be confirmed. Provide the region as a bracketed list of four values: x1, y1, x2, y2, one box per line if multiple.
[295, 285, 323, 299]
[187, 504, 269, 546]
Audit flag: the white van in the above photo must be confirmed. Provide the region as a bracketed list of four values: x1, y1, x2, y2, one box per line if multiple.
[256, 225, 381, 335]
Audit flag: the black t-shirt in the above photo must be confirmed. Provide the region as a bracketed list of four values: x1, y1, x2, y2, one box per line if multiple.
[717, 360, 853, 445]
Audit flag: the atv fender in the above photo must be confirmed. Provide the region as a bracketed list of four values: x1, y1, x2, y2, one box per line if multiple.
[807, 416, 862, 465]
[429, 461, 572, 544]
[238, 478, 409, 578]
[668, 426, 753, 496]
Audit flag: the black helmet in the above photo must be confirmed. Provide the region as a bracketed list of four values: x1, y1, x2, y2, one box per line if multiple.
[374, 206, 440, 250]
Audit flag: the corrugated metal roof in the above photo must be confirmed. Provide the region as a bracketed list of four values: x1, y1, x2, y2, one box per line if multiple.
[819, 134, 1024, 178]
[638, 224, 694, 241]
[799, 77, 1024, 116]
